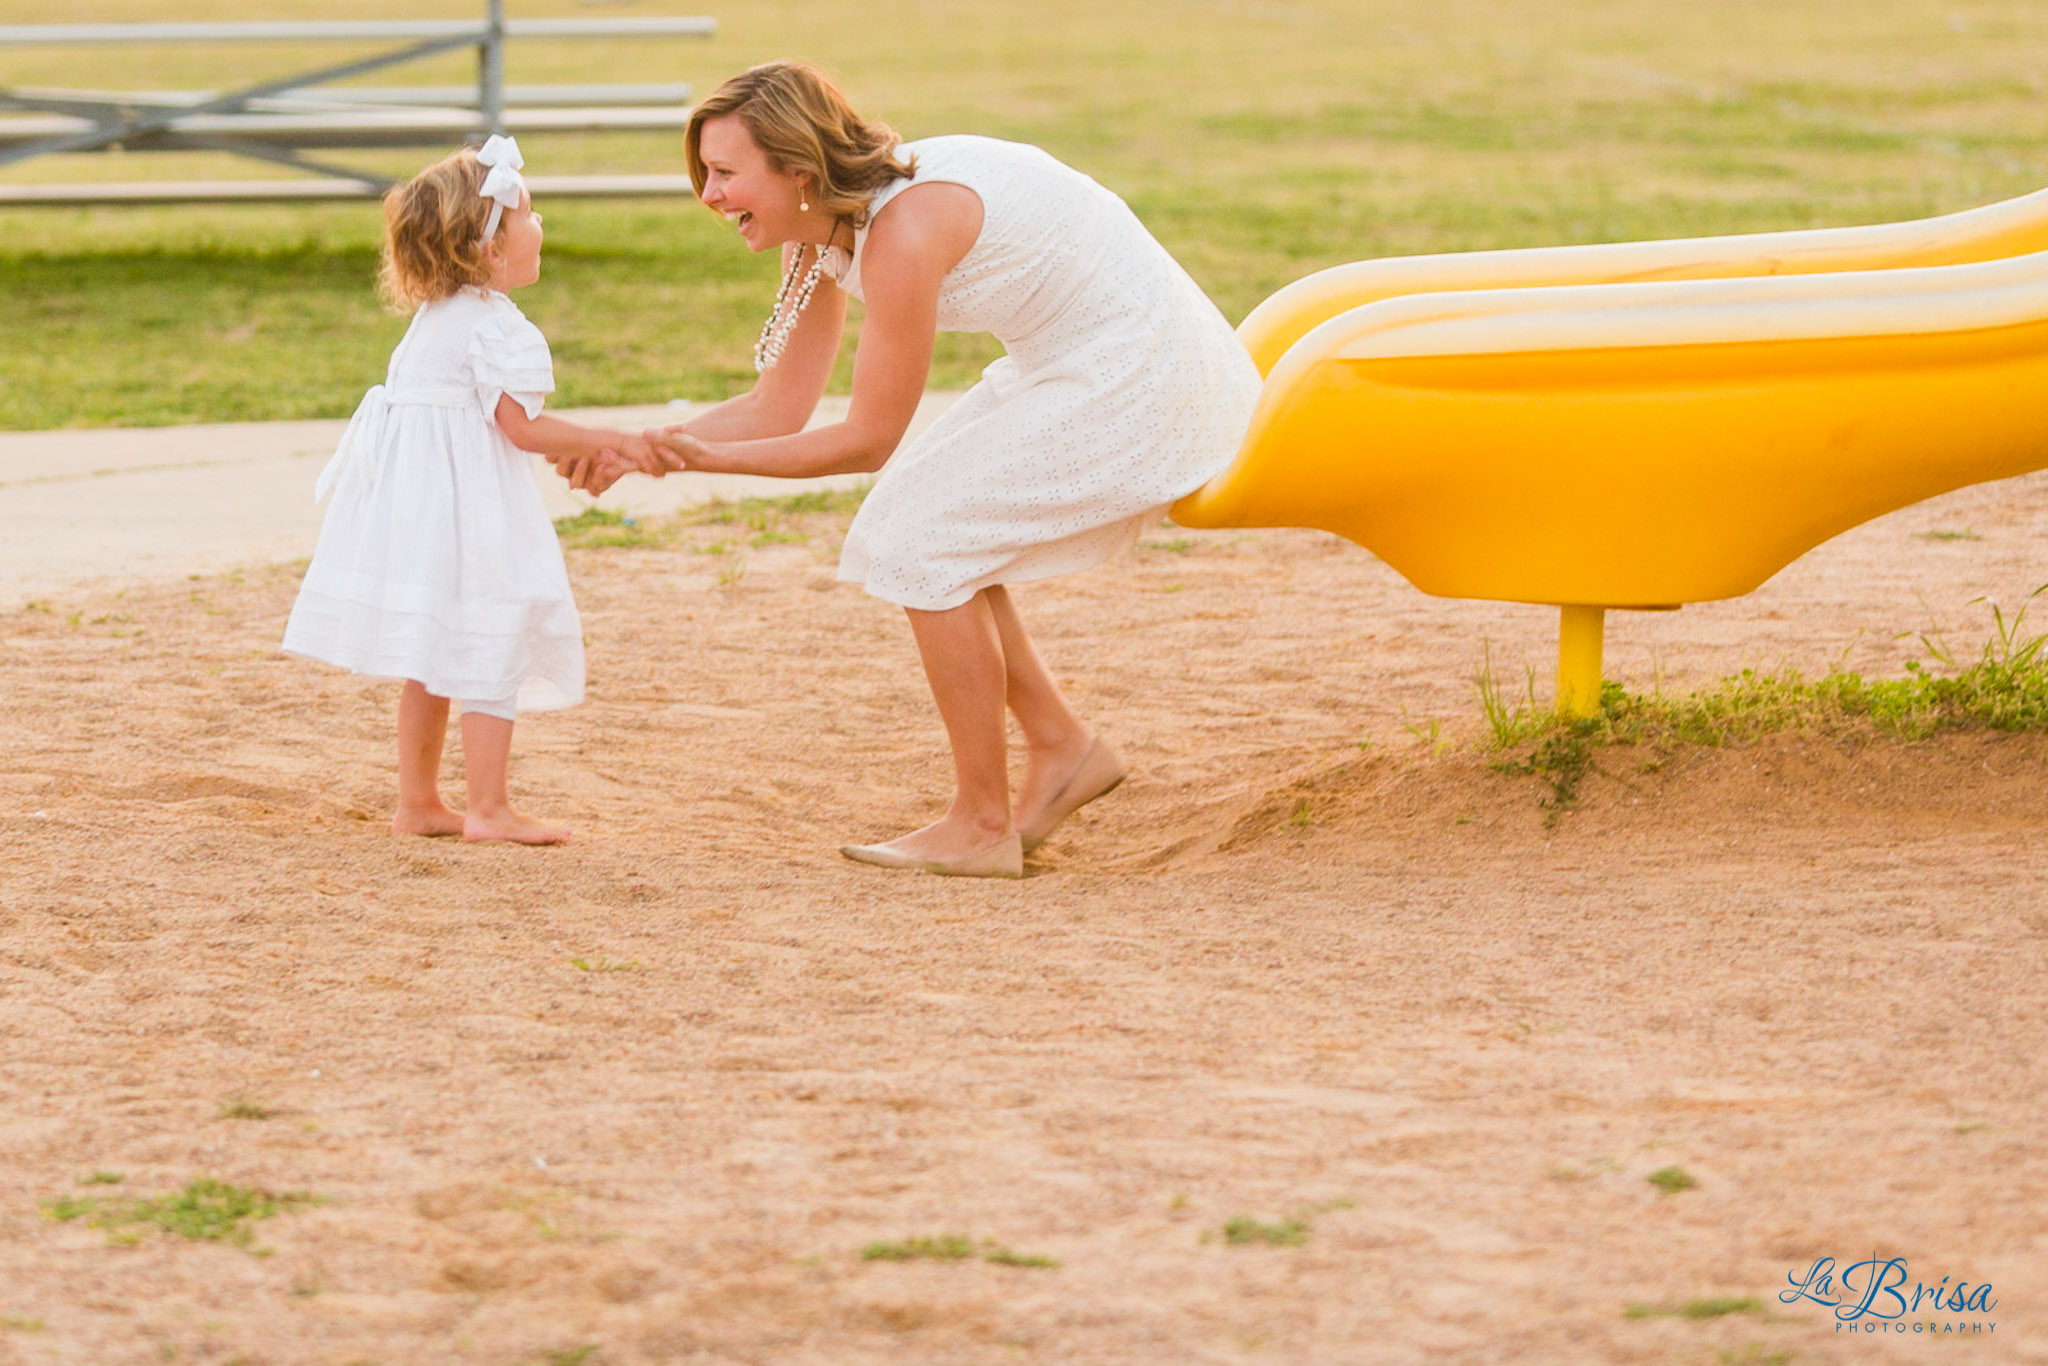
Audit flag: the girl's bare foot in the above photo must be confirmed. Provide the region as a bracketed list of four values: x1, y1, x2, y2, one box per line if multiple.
[462, 804, 570, 845]
[392, 801, 465, 837]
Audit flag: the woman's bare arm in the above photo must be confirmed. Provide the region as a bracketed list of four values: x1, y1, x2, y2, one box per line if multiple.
[649, 182, 983, 479]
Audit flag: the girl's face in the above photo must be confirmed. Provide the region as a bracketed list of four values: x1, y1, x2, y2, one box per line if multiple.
[697, 114, 806, 253]
[491, 188, 544, 290]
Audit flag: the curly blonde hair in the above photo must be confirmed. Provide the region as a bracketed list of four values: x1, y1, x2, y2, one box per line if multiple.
[377, 148, 501, 312]
[685, 61, 914, 228]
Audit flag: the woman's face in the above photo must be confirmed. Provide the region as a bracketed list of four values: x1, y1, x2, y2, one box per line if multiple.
[697, 114, 804, 253]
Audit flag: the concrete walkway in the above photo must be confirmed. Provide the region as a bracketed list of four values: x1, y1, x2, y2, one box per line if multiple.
[0, 392, 961, 605]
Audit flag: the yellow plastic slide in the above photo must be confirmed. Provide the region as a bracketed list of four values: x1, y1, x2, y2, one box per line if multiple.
[1174, 190, 2048, 713]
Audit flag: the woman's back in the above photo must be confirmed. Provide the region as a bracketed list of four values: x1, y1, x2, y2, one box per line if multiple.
[833, 135, 1224, 365]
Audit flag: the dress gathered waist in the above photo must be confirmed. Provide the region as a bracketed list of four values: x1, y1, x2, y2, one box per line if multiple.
[312, 383, 474, 504]
[384, 385, 473, 407]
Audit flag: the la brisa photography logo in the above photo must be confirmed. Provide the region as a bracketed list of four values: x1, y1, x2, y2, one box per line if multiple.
[1781, 1253, 1997, 1338]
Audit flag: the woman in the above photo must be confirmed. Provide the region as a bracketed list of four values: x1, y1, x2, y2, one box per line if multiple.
[560, 61, 1261, 878]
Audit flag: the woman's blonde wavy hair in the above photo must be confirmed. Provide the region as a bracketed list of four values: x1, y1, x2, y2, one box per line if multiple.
[685, 61, 914, 228]
[378, 148, 501, 312]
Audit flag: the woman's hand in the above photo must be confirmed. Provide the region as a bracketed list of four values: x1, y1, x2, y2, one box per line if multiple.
[646, 425, 711, 474]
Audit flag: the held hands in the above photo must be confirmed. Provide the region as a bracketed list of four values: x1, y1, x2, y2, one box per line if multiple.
[552, 432, 657, 496]
[646, 425, 710, 475]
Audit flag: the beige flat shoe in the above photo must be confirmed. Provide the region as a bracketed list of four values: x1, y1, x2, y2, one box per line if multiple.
[840, 831, 1024, 880]
[1019, 738, 1128, 853]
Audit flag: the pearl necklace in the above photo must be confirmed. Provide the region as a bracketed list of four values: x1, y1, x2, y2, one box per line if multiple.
[753, 243, 828, 373]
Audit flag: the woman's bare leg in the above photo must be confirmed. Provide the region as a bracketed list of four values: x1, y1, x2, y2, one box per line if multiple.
[983, 585, 1121, 839]
[871, 591, 1016, 860]
[459, 712, 570, 845]
[393, 680, 464, 836]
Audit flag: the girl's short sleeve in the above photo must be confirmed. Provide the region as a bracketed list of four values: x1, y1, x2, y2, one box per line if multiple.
[468, 299, 556, 422]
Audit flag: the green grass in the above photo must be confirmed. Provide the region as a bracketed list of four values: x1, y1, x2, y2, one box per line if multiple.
[6, 0, 2047, 429]
[1647, 1165, 1701, 1195]
[1481, 593, 2048, 820]
[553, 507, 671, 551]
[859, 1234, 1058, 1268]
[1220, 1215, 1311, 1246]
[43, 1177, 315, 1248]
[1626, 1296, 1767, 1319]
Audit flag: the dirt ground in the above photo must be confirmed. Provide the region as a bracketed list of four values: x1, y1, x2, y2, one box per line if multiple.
[2, 469, 2045, 1366]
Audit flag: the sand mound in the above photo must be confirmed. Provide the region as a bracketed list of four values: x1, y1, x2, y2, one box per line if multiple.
[2, 481, 2043, 1363]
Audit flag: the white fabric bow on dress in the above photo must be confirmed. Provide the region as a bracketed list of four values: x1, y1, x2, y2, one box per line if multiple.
[476, 134, 526, 243]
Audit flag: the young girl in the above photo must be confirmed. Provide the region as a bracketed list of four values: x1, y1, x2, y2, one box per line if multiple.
[283, 137, 648, 845]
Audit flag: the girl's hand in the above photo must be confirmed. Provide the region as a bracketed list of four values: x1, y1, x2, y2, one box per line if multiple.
[554, 447, 631, 495]
[646, 426, 709, 473]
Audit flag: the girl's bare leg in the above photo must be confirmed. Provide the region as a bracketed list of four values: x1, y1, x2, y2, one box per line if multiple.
[458, 711, 570, 845]
[393, 680, 464, 836]
[870, 591, 1016, 861]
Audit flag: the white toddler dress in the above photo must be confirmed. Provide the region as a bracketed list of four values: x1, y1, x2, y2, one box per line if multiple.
[282, 289, 584, 713]
[828, 135, 1264, 611]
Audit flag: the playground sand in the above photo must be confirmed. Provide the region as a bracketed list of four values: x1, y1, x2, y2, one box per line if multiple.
[2, 472, 2045, 1364]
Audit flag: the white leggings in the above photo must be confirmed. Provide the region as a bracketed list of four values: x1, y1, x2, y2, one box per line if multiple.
[459, 696, 518, 722]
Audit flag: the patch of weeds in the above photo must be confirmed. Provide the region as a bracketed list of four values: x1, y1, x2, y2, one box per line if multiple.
[749, 529, 807, 547]
[1286, 798, 1317, 829]
[1160, 582, 1187, 593]
[553, 507, 668, 550]
[862, 1233, 978, 1262]
[218, 1097, 276, 1121]
[80, 1171, 125, 1185]
[717, 557, 748, 588]
[569, 955, 640, 973]
[2, 1315, 47, 1331]
[689, 538, 736, 555]
[1718, 1347, 1796, 1366]
[539, 1346, 600, 1366]
[44, 1177, 313, 1248]
[685, 486, 869, 532]
[1647, 1165, 1699, 1195]
[1955, 1119, 1991, 1134]
[22, 599, 51, 614]
[1915, 528, 1981, 541]
[1140, 537, 1194, 553]
[1627, 1296, 1764, 1319]
[860, 1234, 1057, 1268]
[1220, 1214, 1311, 1246]
[1477, 589, 2048, 821]
[1401, 710, 1453, 758]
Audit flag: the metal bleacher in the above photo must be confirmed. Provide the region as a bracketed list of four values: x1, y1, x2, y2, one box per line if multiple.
[0, 5, 712, 205]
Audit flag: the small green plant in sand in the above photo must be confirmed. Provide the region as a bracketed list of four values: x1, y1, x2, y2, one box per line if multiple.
[44, 1177, 314, 1248]
[79, 1171, 124, 1185]
[685, 486, 869, 530]
[1647, 1165, 1700, 1195]
[539, 1347, 601, 1366]
[217, 1096, 276, 1120]
[1220, 1214, 1311, 1246]
[1, 1315, 46, 1331]
[568, 955, 640, 973]
[1479, 591, 2048, 822]
[1915, 528, 1981, 541]
[552, 507, 670, 550]
[860, 1234, 1058, 1268]
[1626, 1296, 1765, 1319]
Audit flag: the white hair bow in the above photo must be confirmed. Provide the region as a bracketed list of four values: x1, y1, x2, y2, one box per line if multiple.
[476, 134, 526, 243]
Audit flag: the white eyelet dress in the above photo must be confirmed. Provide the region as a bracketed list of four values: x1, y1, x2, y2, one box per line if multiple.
[829, 135, 1263, 611]
[282, 289, 584, 713]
